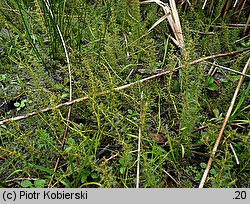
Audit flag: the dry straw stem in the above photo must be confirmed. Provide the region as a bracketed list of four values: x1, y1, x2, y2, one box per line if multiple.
[169, 0, 184, 46]
[2, 0, 20, 15]
[236, 0, 248, 20]
[162, 169, 180, 186]
[136, 91, 144, 188]
[244, 14, 250, 34]
[43, 0, 73, 187]
[235, 34, 250, 43]
[233, 0, 239, 7]
[140, 0, 184, 48]
[215, 23, 250, 28]
[0, 48, 249, 126]
[205, 61, 250, 78]
[199, 56, 250, 188]
[229, 143, 240, 165]
[202, 0, 208, 9]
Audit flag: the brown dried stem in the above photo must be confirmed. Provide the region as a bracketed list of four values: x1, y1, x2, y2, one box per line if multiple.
[140, 0, 184, 48]
[0, 48, 249, 127]
[199, 56, 250, 188]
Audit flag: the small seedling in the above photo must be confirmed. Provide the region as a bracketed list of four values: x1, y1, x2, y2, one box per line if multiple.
[14, 99, 32, 111]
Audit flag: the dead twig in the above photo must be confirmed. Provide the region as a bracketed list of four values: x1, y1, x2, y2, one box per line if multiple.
[199, 57, 250, 188]
[234, 34, 250, 43]
[205, 61, 250, 78]
[244, 14, 250, 35]
[214, 23, 250, 28]
[140, 0, 184, 48]
[190, 30, 215, 35]
[5, 177, 39, 183]
[136, 91, 144, 188]
[0, 48, 249, 127]
[3, 0, 20, 15]
[162, 169, 180, 186]
[229, 143, 240, 165]
[202, 0, 208, 9]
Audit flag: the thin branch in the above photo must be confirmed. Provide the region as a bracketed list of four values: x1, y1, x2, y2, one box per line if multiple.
[162, 169, 180, 186]
[189, 47, 250, 64]
[205, 61, 250, 78]
[199, 57, 250, 188]
[244, 14, 250, 35]
[229, 143, 240, 165]
[0, 48, 249, 126]
[136, 91, 143, 188]
[0, 83, 7, 108]
[202, 0, 208, 9]
[190, 29, 215, 35]
[5, 177, 39, 183]
[215, 23, 250, 28]
[233, 0, 239, 7]
[3, 0, 20, 15]
[235, 34, 250, 43]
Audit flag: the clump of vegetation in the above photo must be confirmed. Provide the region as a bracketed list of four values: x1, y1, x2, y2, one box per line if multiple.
[0, 0, 249, 188]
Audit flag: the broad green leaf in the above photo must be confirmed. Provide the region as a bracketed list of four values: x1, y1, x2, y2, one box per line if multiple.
[34, 180, 46, 188]
[20, 180, 33, 188]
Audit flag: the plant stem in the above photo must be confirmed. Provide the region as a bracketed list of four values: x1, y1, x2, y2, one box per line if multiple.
[199, 57, 250, 188]
[0, 49, 249, 126]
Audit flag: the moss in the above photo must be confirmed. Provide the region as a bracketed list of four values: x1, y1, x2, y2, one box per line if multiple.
[0, 0, 249, 188]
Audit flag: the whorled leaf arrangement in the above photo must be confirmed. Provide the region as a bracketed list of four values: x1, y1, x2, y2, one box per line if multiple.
[0, 48, 249, 126]
[43, 0, 73, 187]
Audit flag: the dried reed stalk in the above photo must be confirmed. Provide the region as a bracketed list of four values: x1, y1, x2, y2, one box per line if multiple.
[199, 56, 250, 188]
[140, 0, 184, 48]
[205, 61, 250, 78]
[244, 14, 250, 35]
[136, 91, 144, 188]
[0, 48, 249, 126]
